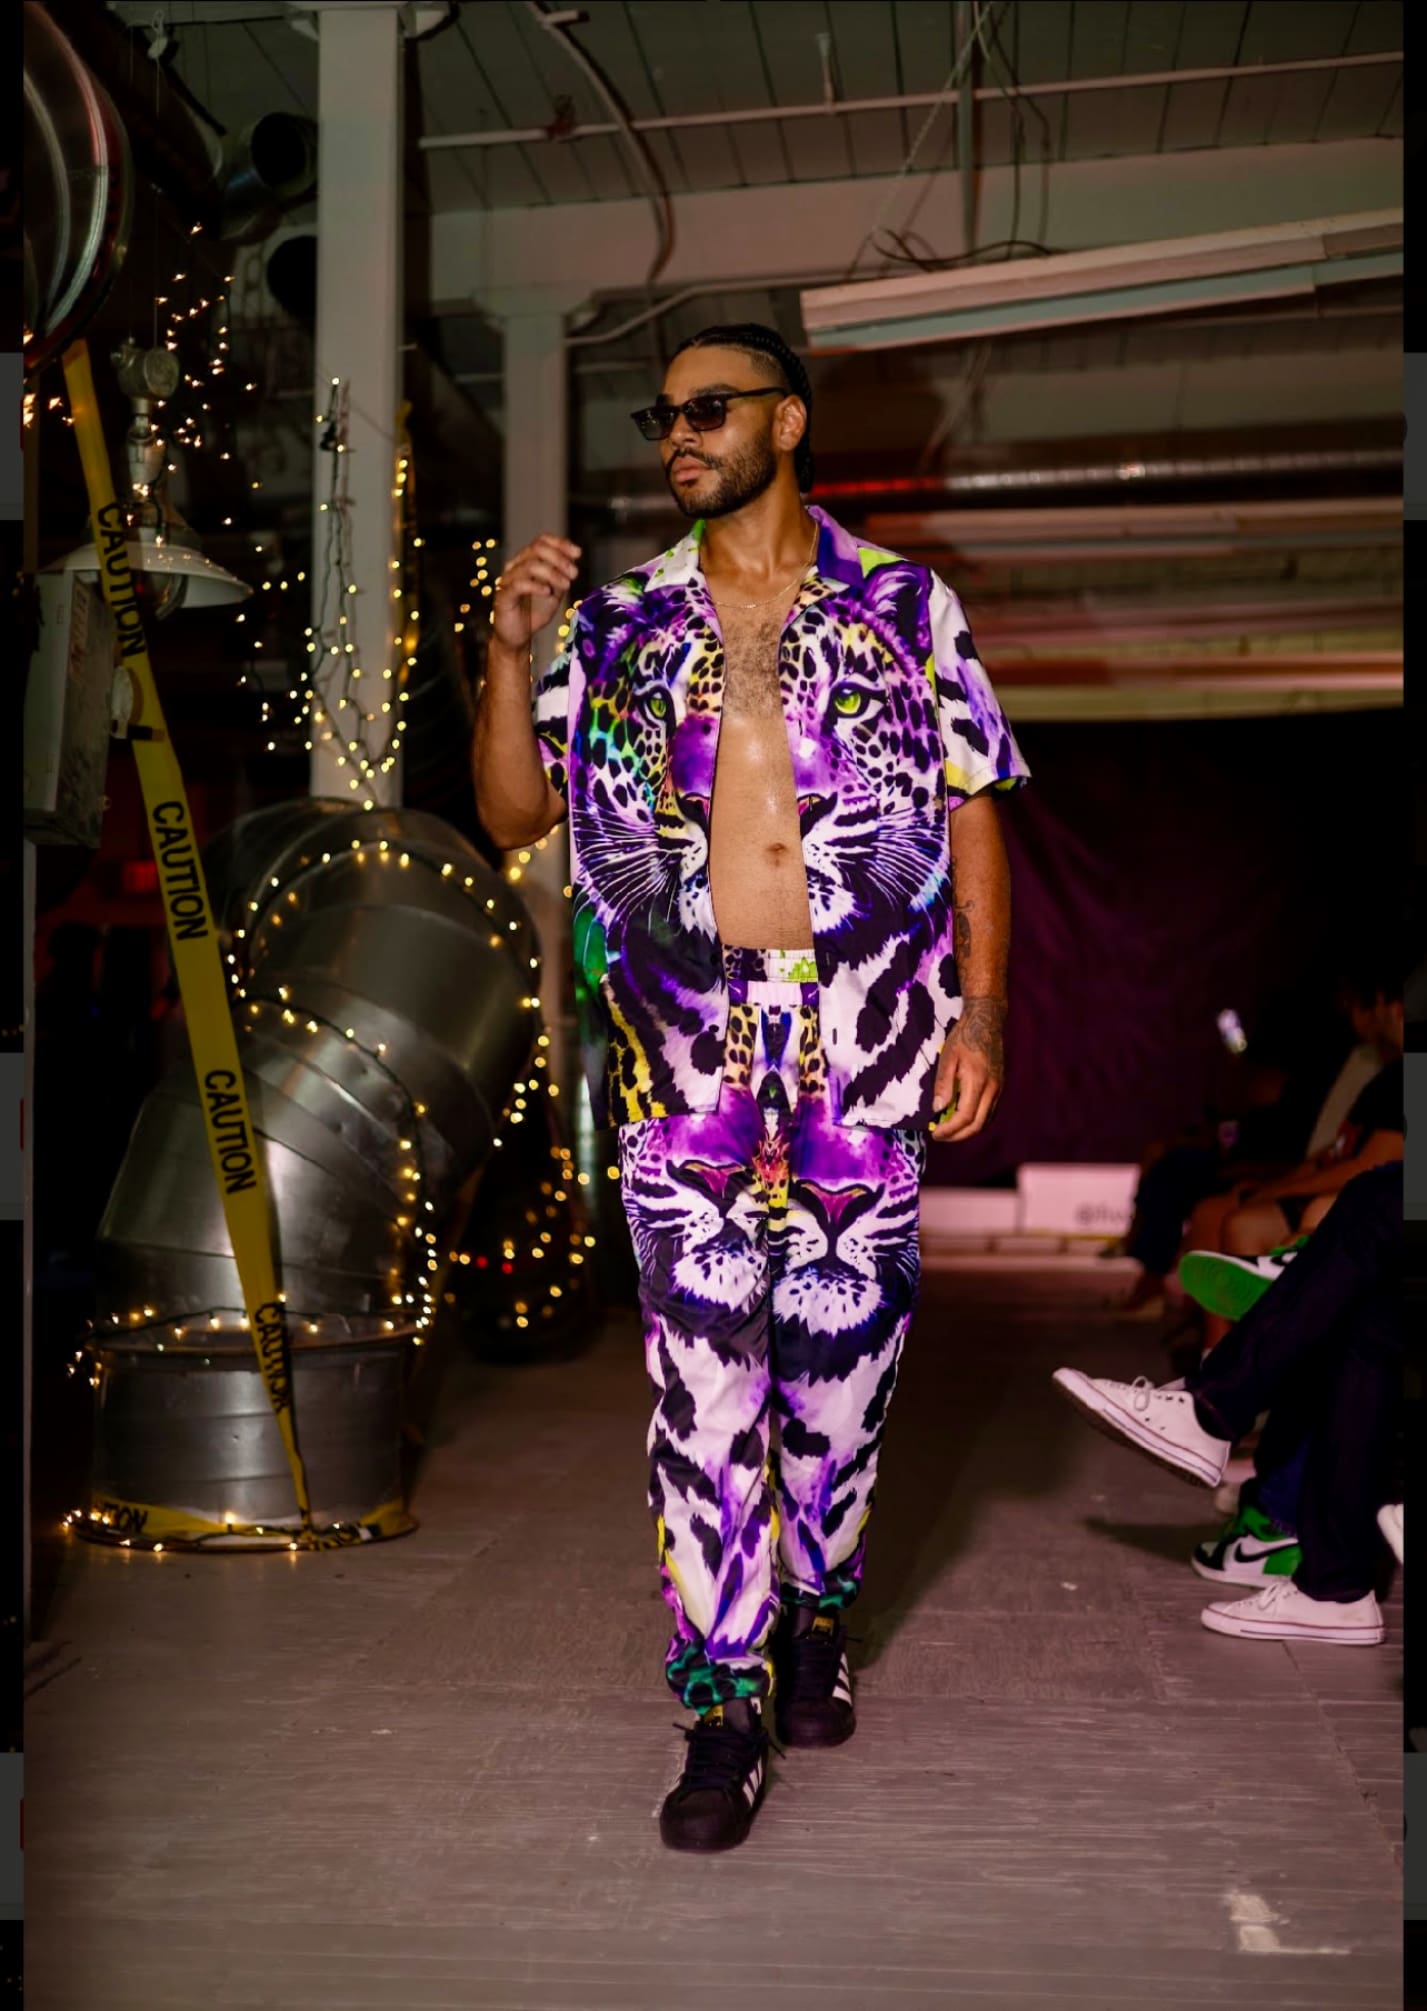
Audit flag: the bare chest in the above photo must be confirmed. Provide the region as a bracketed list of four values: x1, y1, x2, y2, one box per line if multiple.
[711, 602, 788, 720]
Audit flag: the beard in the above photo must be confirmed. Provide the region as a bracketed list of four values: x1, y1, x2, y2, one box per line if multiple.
[667, 435, 780, 520]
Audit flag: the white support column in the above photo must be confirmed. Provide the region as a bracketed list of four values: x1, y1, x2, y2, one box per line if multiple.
[22, 842, 34, 1647]
[309, 3, 404, 806]
[500, 301, 582, 1112]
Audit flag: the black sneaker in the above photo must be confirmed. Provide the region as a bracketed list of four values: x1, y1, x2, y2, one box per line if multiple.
[658, 1698, 770, 1852]
[771, 1604, 856, 1747]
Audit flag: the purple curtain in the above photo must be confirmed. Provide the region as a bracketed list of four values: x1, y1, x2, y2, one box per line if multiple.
[929, 709, 1402, 1185]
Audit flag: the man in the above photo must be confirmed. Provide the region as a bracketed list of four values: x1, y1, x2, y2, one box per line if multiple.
[1053, 1158, 1403, 1646]
[472, 322, 1028, 1852]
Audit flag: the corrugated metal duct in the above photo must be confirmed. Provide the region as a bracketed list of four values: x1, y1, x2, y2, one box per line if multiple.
[83, 800, 550, 1539]
[97, 799, 542, 1336]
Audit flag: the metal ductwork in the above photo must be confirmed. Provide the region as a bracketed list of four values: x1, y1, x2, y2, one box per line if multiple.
[83, 800, 567, 1540]
[23, 1, 133, 380]
[600, 444, 1403, 520]
[41, 0, 317, 247]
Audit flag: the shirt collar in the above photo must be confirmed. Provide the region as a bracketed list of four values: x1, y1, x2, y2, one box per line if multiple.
[641, 500, 870, 603]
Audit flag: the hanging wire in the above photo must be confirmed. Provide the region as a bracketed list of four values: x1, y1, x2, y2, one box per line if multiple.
[839, 0, 1002, 283]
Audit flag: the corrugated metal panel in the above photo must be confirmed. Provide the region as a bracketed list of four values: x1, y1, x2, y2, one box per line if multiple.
[619, 2, 743, 194]
[752, 2, 856, 183]
[447, 8, 598, 206]
[829, 3, 909, 179]
[132, 0, 1402, 213]
[1313, 59, 1404, 142]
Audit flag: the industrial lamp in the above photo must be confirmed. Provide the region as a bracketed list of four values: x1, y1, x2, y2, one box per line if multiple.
[43, 336, 251, 617]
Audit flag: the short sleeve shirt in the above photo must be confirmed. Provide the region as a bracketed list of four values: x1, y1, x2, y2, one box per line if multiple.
[1331, 1058, 1404, 1157]
[532, 500, 1029, 1130]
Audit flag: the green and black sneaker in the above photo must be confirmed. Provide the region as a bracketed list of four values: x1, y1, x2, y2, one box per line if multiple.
[1191, 1499, 1301, 1586]
[1178, 1238, 1309, 1322]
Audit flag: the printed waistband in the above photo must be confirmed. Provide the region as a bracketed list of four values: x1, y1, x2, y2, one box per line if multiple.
[722, 944, 819, 1007]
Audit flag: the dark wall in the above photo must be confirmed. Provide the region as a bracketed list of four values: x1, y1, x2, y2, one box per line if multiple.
[929, 707, 1403, 1186]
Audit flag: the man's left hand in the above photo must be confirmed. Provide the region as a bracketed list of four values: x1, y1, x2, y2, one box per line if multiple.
[930, 999, 1006, 1142]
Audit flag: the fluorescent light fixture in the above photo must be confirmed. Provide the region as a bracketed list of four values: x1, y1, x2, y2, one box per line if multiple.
[801, 210, 1402, 351]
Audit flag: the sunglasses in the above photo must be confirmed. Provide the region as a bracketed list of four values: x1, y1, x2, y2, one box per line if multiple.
[630, 386, 788, 442]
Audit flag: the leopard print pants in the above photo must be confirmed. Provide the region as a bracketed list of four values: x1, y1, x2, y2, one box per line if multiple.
[616, 944, 926, 1712]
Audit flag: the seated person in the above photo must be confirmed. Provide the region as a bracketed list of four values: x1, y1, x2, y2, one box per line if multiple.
[1054, 1158, 1403, 1646]
[1115, 977, 1385, 1314]
[1185, 971, 1402, 1352]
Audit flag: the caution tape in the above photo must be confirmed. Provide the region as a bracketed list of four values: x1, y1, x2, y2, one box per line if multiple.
[70, 1493, 416, 1553]
[60, 338, 335, 1541]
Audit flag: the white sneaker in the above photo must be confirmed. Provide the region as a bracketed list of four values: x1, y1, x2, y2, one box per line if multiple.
[1201, 1578, 1385, 1645]
[1051, 1370, 1232, 1486]
[1378, 1502, 1404, 1564]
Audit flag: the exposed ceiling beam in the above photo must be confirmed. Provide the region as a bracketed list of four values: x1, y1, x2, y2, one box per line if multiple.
[422, 139, 1401, 314]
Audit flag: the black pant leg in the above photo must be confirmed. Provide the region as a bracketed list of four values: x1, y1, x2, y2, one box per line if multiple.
[1187, 1160, 1402, 1441]
[1124, 1146, 1221, 1277]
[1292, 1284, 1402, 1601]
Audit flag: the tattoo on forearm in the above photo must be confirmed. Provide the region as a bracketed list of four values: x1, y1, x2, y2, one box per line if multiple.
[953, 896, 974, 969]
[955, 995, 1006, 1077]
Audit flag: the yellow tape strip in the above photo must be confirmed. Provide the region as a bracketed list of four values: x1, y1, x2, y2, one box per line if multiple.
[74, 1493, 415, 1552]
[61, 338, 317, 1538]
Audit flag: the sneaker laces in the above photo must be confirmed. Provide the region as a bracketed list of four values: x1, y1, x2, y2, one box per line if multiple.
[668, 1712, 780, 1794]
[1239, 1579, 1296, 1612]
[1128, 1374, 1160, 1416]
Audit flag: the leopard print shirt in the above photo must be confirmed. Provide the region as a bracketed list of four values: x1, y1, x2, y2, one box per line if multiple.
[532, 501, 1029, 1130]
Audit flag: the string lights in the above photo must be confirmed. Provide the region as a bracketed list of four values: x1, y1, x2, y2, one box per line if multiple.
[205, 833, 594, 1338]
[295, 378, 418, 798]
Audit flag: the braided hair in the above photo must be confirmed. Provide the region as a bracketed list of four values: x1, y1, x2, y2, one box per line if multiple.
[669, 322, 815, 495]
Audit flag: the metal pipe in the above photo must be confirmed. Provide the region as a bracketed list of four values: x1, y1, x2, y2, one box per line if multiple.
[418, 50, 1402, 152]
[43, 0, 317, 243]
[597, 447, 1402, 518]
[956, 2, 977, 263]
[22, 2, 134, 379]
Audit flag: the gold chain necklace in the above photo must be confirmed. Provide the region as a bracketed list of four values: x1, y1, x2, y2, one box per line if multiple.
[706, 516, 818, 611]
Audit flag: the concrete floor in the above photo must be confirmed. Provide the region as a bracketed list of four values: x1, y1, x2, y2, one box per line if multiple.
[25, 1259, 1403, 2009]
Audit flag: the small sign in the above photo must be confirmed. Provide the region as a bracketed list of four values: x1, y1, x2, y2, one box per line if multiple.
[1018, 1163, 1138, 1239]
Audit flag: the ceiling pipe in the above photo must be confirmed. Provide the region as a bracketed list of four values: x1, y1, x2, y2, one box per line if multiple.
[597, 445, 1402, 518]
[417, 49, 1402, 152]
